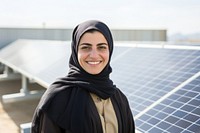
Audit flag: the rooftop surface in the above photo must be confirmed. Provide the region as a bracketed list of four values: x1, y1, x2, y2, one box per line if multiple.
[0, 79, 44, 133]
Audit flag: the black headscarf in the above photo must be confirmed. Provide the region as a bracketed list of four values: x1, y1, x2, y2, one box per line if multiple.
[32, 20, 135, 133]
[66, 20, 116, 99]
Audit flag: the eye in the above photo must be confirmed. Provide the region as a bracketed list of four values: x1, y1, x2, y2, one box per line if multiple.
[98, 45, 108, 51]
[81, 46, 89, 49]
[79, 45, 91, 51]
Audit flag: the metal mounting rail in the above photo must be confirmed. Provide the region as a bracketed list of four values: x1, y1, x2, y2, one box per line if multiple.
[2, 75, 44, 103]
[0, 66, 21, 81]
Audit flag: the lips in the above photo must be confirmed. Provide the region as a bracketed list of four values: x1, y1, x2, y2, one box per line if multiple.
[87, 61, 101, 65]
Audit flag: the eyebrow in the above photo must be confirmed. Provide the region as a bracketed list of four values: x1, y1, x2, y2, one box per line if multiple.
[79, 43, 108, 46]
[79, 43, 92, 46]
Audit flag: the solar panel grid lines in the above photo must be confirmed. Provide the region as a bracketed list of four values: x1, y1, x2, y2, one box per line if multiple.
[109, 47, 200, 132]
[130, 95, 155, 115]
[135, 71, 200, 119]
[111, 47, 200, 121]
[111, 46, 134, 63]
[153, 102, 199, 132]
[137, 104, 199, 133]
[137, 113, 170, 133]
[136, 74, 200, 133]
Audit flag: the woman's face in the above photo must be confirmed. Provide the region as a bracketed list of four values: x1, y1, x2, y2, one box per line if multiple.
[78, 31, 109, 75]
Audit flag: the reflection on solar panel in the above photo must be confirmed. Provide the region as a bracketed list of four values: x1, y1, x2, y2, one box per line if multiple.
[136, 75, 200, 133]
[111, 46, 200, 132]
[0, 39, 71, 87]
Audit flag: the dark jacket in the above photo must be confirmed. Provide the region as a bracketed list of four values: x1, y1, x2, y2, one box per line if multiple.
[31, 86, 135, 133]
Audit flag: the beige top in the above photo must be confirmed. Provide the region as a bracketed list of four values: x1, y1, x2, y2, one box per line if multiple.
[90, 93, 118, 133]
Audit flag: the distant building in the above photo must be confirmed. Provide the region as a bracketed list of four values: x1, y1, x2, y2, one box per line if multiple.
[0, 27, 167, 49]
[112, 29, 166, 42]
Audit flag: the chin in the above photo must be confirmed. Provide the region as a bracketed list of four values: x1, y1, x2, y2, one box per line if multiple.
[87, 70, 102, 75]
[89, 72, 100, 75]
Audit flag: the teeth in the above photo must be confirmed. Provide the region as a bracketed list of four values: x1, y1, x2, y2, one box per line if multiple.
[87, 61, 100, 65]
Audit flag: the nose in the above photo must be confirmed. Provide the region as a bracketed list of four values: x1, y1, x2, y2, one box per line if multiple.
[89, 49, 99, 58]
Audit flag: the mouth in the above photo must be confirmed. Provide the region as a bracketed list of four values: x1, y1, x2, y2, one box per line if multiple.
[86, 61, 101, 65]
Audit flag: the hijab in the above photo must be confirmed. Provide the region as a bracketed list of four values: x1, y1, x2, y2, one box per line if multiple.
[66, 20, 116, 99]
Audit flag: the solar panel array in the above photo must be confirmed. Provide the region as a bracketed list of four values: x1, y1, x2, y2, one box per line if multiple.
[111, 46, 200, 133]
[0, 40, 200, 133]
[136, 75, 200, 133]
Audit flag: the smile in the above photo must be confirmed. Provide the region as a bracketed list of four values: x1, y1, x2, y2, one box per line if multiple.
[87, 61, 101, 65]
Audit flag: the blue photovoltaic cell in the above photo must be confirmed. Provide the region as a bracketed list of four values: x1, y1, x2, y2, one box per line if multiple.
[136, 76, 200, 133]
[111, 47, 200, 117]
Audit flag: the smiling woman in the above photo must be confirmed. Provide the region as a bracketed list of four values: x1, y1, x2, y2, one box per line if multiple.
[31, 20, 135, 133]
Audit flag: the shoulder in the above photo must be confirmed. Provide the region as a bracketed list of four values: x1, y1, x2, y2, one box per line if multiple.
[114, 88, 128, 100]
[35, 84, 79, 123]
[37, 80, 76, 112]
[110, 88, 130, 107]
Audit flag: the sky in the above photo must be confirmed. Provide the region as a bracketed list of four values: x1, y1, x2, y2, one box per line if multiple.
[0, 0, 200, 36]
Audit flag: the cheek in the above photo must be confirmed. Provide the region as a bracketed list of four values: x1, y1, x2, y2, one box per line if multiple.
[103, 51, 110, 64]
[77, 53, 83, 66]
[78, 52, 88, 67]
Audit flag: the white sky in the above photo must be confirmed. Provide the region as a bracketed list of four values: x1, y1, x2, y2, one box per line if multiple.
[0, 0, 200, 35]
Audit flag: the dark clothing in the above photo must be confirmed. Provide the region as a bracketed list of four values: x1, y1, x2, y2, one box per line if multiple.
[39, 113, 64, 133]
[32, 84, 135, 133]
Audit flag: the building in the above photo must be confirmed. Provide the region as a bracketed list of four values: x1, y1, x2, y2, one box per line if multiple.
[0, 27, 167, 49]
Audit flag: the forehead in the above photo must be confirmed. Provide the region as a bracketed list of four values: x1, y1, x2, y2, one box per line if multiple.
[79, 31, 108, 44]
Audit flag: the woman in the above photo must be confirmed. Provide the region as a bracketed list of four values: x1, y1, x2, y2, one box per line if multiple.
[31, 20, 135, 133]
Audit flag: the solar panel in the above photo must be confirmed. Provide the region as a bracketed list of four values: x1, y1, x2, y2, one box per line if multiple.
[111, 47, 200, 116]
[136, 75, 200, 133]
[110, 46, 200, 132]
[36, 57, 70, 87]
[0, 39, 71, 87]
